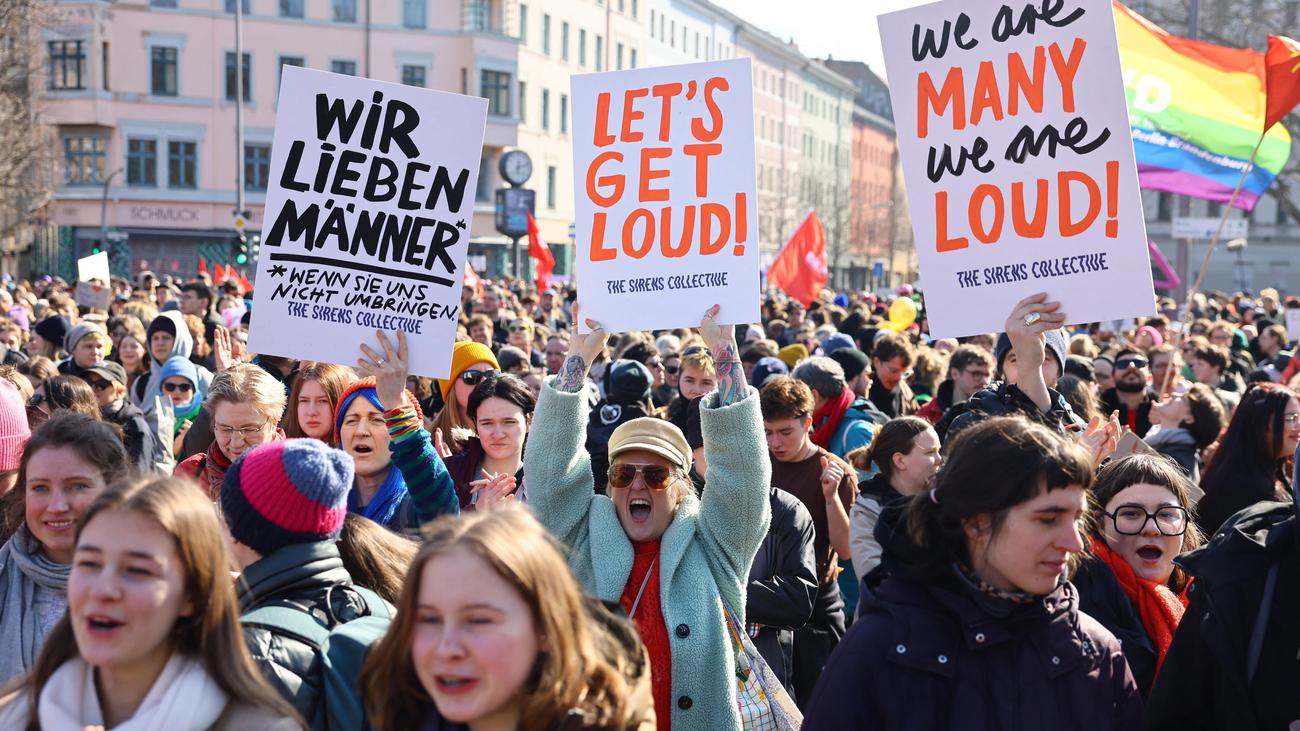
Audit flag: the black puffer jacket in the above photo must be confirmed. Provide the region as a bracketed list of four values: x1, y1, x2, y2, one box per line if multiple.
[1147, 500, 1300, 730]
[937, 380, 1083, 444]
[237, 541, 371, 728]
[1072, 555, 1159, 696]
[745, 488, 818, 692]
[101, 399, 160, 474]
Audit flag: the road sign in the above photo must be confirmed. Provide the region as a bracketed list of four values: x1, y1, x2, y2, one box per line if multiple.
[1171, 217, 1249, 240]
[494, 187, 535, 237]
[105, 231, 129, 244]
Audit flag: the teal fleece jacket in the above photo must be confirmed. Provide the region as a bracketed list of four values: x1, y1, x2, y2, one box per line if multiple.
[525, 380, 771, 731]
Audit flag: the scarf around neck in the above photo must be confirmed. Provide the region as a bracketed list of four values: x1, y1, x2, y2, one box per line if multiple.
[810, 389, 854, 449]
[39, 653, 228, 731]
[0, 525, 70, 684]
[349, 463, 408, 528]
[1089, 536, 1188, 673]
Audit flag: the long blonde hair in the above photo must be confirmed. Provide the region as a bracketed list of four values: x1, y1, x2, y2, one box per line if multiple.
[360, 508, 643, 731]
[4, 477, 304, 729]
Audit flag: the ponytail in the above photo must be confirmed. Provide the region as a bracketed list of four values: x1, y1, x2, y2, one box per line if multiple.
[852, 416, 933, 478]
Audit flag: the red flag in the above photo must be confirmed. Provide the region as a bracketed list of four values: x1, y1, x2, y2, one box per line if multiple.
[239, 273, 254, 293]
[198, 256, 208, 276]
[525, 211, 555, 292]
[464, 260, 482, 295]
[1265, 35, 1300, 131]
[766, 210, 827, 307]
[214, 263, 226, 283]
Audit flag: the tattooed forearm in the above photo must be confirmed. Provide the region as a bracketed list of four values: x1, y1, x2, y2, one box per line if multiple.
[555, 354, 589, 393]
[710, 342, 747, 406]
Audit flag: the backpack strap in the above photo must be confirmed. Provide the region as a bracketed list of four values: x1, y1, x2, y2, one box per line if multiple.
[349, 585, 392, 620]
[242, 604, 331, 649]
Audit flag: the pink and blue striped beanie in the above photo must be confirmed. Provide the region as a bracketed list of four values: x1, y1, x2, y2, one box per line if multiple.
[219, 439, 354, 556]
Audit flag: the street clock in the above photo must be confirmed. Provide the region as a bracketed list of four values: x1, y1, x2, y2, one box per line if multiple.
[499, 150, 533, 186]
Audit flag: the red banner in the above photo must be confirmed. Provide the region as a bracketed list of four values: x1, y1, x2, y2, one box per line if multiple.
[766, 210, 827, 307]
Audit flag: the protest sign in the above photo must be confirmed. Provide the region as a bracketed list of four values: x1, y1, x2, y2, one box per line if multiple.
[878, 0, 1155, 338]
[75, 252, 111, 309]
[571, 58, 759, 332]
[248, 66, 486, 378]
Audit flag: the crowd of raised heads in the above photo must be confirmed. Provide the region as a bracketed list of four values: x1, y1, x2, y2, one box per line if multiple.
[0, 271, 1296, 730]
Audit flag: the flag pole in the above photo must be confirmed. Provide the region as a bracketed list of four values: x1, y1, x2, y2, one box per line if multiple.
[1158, 131, 1267, 396]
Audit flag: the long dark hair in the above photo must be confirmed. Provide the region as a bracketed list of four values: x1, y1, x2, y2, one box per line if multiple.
[467, 372, 537, 424]
[2, 413, 128, 545]
[1089, 454, 1204, 593]
[10, 477, 304, 729]
[1201, 382, 1296, 499]
[906, 416, 1094, 579]
[337, 514, 418, 605]
[848, 416, 932, 479]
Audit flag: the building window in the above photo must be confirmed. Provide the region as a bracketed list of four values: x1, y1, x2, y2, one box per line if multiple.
[542, 14, 551, 55]
[63, 135, 107, 185]
[168, 141, 197, 188]
[541, 88, 550, 130]
[331, 60, 357, 76]
[403, 0, 427, 28]
[660, 16, 665, 42]
[224, 52, 251, 101]
[561, 22, 570, 62]
[101, 42, 109, 90]
[1277, 200, 1291, 225]
[402, 65, 426, 88]
[519, 4, 528, 43]
[1156, 192, 1172, 221]
[518, 80, 527, 123]
[476, 154, 491, 202]
[632, 0, 637, 17]
[467, 0, 491, 31]
[245, 143, 272, 191]
[559, 93, 568, 134]
[126, 138, 157, 186]
[481, 70, 511, 116]
[333, 0, 357, 22]
[650, 10, 655, 38]
[151, 0, 178, 7]
[280, 0, 304, 18]
[630, 48, 637, 69]
[150, 46, 178, 96]
[595, 35, 603, 71]
[48, 40, 86, 90]
[616, 42, 623, 70]
[579, 29, 587, 66]
[547, 165, 556, 209]
[224, 0, 252, 12]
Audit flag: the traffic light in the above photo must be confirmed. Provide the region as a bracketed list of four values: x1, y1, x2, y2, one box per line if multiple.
[235, 233, 249, 265]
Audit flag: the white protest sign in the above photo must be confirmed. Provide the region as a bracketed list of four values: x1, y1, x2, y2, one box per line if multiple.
[75, 251, 112, 309]
[571, 58, 759, 333]
[77, 252, 110, 283]
[1286, 309, 1300, 342]
[879, 0, 1155, 338]
[248, 66, 487, 378]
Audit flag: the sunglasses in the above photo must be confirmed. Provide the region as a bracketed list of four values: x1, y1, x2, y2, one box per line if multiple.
[608, 463, 676, 490]
[163, 382, 194, 393]
[86, 379, 113, 391]
[460, 369, 499, 387]
[665, 364, 680, 375]
[509, 324, 532, 333]
[1115, 357, 1148, 371]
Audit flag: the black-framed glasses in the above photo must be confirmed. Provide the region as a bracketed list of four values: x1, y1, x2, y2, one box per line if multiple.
[460, 369, 499, 387]
[1104, 505, 1189, 536]
[1115, 357, 1149, 371]
[608, 463, 676, 490]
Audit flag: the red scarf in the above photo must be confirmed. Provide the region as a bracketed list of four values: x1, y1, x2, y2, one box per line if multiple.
[1089, 536, 1189, 674]
[810, 390, 854, 449]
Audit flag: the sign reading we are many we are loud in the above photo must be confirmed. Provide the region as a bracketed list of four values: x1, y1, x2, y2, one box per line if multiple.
[879, 0, 1155, 338]
[248, 66, 487, 378]
[571, 58, 760, 333]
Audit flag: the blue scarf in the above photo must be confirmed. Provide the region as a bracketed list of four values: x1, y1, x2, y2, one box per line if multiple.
[338, 387, 409, 528]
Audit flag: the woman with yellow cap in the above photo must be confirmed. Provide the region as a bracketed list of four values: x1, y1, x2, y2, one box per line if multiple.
[428, 340, 500, 455]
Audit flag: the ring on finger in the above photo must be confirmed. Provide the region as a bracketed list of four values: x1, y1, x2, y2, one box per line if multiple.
[1023, 312, 1042, 326]
[376, 358, 387, 367]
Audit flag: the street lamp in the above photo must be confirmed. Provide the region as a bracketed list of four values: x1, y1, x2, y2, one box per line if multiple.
[1226, 237, 1248, 293]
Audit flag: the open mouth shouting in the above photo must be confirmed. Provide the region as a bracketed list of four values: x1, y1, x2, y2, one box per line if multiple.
[628, 497, 652, 523]
[85, 614, 125, 637]
[1135, 543, 1164, 565]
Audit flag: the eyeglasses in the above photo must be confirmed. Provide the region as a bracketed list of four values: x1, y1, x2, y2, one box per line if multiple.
[163, 382, 194, 394]
[1115, 357, 1149, 371]
[215, 419, 271, 439]
[608, 463, 677, 490]
[665, 364, 680, 375]
[647, 359, 664, 370]
[460, 369, 499, 387]
[85, 379, 112, 392]
[1284, 412, 1300, 426]
[509, 324, 531, 333]
[1104, 505, 1189, 536]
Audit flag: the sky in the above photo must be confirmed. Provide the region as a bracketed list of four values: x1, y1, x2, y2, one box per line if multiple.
[710, 0, 933, 81]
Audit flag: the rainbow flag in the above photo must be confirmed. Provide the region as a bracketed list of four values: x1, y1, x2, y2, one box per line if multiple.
[1114, 2, 1292, 211]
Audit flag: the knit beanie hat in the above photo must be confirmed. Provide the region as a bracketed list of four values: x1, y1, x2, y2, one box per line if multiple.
[750, 356, 790, 389]
[7, 307, 28, 333]
[63, 322, 106, 355]
[145, 313, 177, 343]
[334, 376, 423, 446]
[829, 348, 870, 381]
[778, 344, 808, 370]
[436, 341, 500, 401]
[0, 379, 30, 471]
[219, 439, 354, 557]
[605, 360, 653, 405]
[33, 315, 71, 350]
[821, 333, 856, 355]
[995, 329, 1067, 375]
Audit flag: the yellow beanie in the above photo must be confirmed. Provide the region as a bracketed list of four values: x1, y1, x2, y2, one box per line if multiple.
[438, 341, 500, 401]
[778, 344, 808, 370]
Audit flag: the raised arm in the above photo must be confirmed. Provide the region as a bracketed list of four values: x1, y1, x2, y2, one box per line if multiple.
[1005, 293, 1067, 414]
[360, 330, 459, 527]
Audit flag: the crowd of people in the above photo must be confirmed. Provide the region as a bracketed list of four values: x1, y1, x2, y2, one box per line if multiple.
[0, 269, 1296, 730]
